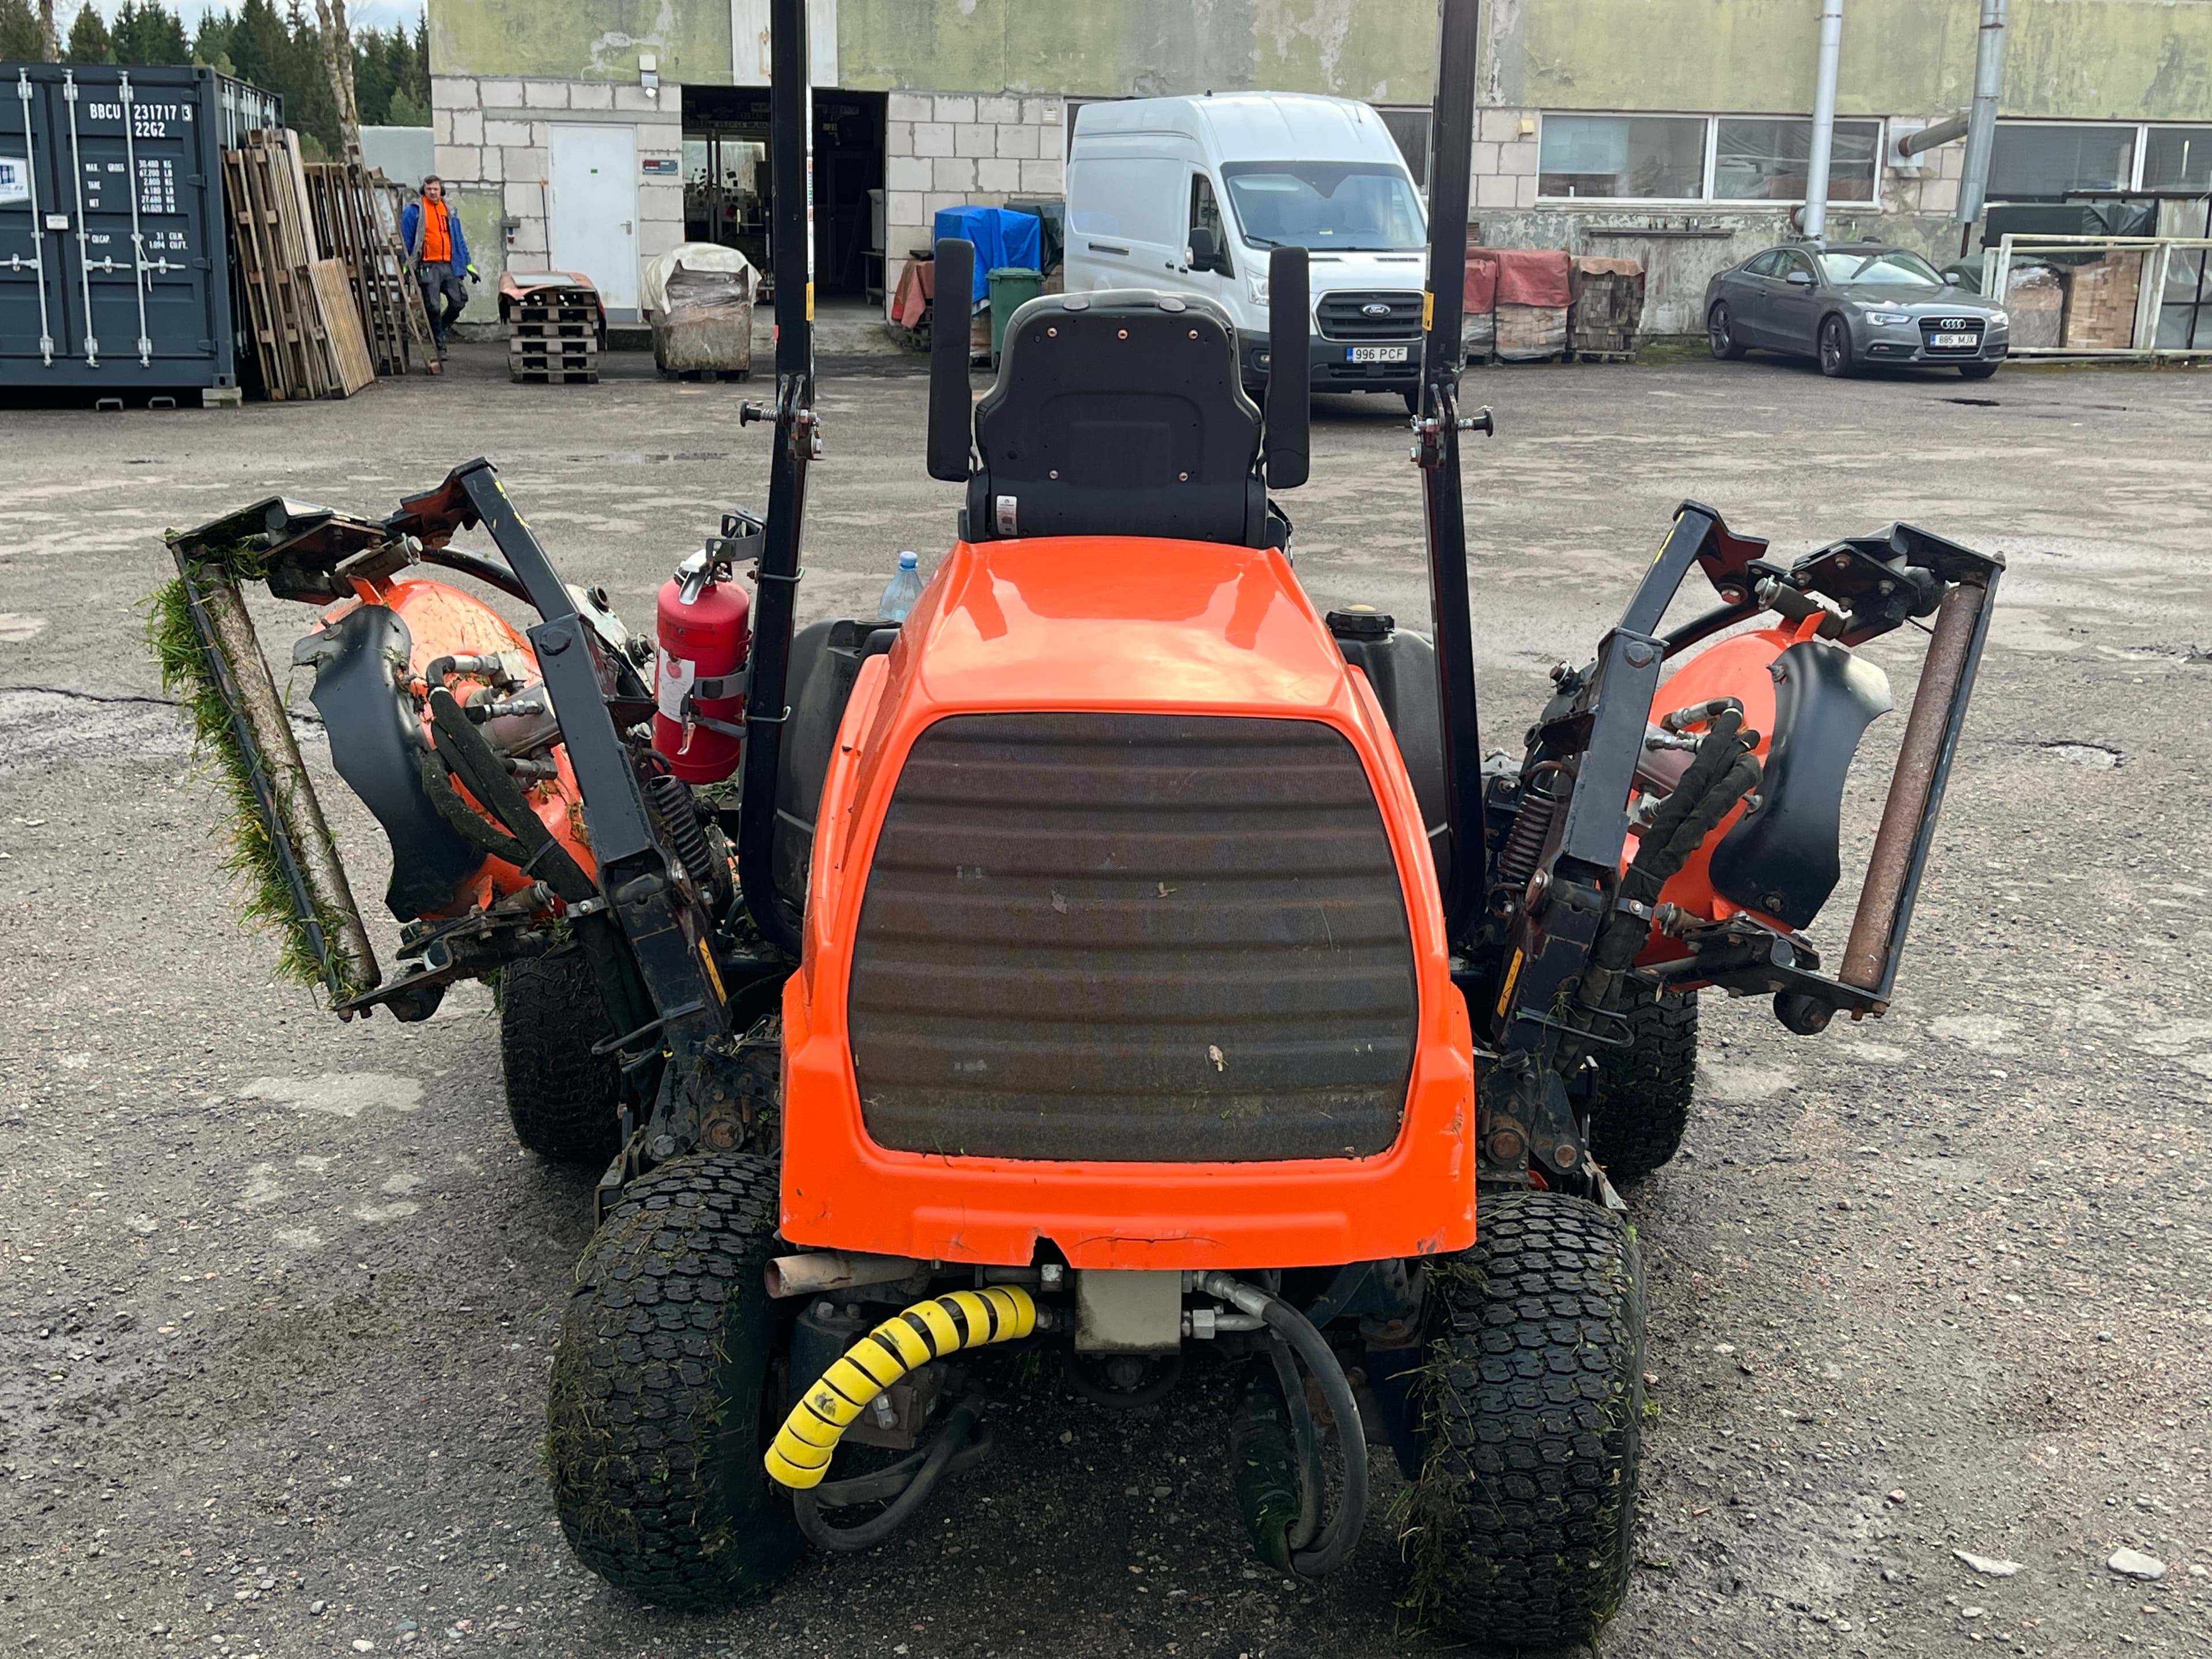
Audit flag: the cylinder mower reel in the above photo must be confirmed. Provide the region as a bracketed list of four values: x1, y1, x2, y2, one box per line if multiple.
[154, 0, 2003, 1647]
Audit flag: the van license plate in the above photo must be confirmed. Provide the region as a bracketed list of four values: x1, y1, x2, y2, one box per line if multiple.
[1347, 346, 1409, 363]
[1931, 332, 1979, 349]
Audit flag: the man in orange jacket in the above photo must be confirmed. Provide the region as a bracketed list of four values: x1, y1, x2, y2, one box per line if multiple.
[400, 176, 478, 359]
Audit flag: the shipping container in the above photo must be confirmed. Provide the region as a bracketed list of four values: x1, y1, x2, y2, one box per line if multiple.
[2, 63, 281, 400]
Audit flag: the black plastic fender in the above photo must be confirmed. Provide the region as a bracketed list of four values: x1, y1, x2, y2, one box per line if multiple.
[296, 605, 483, 921]
[1709, 637, 1892, 929]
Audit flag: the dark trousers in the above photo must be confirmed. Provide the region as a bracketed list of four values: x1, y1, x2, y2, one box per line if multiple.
[418, 266, 467, 350]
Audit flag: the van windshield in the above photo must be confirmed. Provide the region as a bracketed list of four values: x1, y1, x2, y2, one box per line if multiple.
[1219, 162, 1426, 252]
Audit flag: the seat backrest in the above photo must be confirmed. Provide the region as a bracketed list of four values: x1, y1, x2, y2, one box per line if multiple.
[966, 290, 1267, 547]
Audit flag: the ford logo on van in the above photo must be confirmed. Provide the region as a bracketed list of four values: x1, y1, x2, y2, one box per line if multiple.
[1362, 302, 1394, 317]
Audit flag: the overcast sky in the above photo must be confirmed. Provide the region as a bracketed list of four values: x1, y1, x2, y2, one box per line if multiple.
[75, 1, 423, 31]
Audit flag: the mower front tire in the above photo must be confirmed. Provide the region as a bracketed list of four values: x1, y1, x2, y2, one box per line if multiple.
[499, 950, 622, 1165]
[1408, 1191, 1646, 1649]
[1585, 987, 1699, 1185]
[546, 1152, 804, 1608]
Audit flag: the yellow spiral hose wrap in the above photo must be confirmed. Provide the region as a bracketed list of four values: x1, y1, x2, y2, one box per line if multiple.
[764, 1285, 1038, 1490]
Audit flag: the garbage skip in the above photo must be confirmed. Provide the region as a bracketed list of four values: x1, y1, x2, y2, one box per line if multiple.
[987, 266, 1043, 365]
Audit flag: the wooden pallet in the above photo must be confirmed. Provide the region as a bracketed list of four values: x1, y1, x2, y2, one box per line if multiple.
[510, 365, 601, 385]
[222, 132, 335, 400]
[304, 161, 433, 378]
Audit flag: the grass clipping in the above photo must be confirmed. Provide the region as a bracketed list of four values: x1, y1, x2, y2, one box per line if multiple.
[148, 544, 377, 1002]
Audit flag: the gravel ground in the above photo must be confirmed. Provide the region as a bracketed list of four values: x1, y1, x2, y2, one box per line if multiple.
[1, 346, 2207, 1658]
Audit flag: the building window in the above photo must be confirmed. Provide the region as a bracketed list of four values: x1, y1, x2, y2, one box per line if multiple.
[2143, 126, 2212, 194]
[1989, 123, 2137, 200]
[1713, 116, 1880, 203]
[1378, 107, 1433, 190]
[1539, 114, 1706, 199]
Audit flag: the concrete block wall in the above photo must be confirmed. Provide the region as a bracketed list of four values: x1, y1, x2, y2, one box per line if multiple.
[431, 75, 683, 322]
[884, 91, 1065, 316]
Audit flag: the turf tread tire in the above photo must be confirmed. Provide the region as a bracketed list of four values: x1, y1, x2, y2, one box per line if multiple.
[1585, 987, 1698, 1185]
[1409, 1191, 1646, 1647]
[499, 951, 622, 1165]
[546, 1152, 804, 1608]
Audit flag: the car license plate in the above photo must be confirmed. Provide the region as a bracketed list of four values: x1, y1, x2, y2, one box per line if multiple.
[1347, 346, 1409, 363]
[1931, 332, 1979, 349]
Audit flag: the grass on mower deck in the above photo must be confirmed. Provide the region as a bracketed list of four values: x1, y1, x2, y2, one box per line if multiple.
[147, 554, 369, 1003]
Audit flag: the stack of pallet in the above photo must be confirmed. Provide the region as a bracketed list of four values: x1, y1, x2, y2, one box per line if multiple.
[506, 278, 601, 384]
[302, 161, 438, 378]
[221, 130, 378, 399]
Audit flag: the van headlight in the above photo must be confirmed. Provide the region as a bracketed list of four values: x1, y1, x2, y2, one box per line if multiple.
[1247, 274, 1270, 306]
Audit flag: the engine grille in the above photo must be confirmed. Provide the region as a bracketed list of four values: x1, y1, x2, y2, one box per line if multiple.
[847, 712, 1419, 1163]
[1316, 290, 1424, 341]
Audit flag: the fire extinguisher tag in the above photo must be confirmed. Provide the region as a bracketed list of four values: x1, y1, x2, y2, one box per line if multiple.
[657, 650, 696, 721]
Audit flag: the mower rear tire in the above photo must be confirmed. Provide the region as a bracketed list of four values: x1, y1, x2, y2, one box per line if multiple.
[1586, 987, 1698, 1185]
[1408, 1190, 1646, 1648]
[499, 950, 622, 1165]
[546, 1151, 804, 1608]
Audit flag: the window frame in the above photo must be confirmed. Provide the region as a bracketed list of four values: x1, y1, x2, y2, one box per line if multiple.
[1992, 118, 2212, 198]
[1534, 111, 1886, 206]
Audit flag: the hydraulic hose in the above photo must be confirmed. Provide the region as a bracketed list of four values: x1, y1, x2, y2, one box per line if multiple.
[1195, 1272, 1368, 1578]
[764, 1286, 1037, 1491]
[791, 1390, 987, 1552]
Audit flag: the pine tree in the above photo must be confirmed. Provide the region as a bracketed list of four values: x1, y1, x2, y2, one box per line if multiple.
[63, 0, 111, 64]
[191, 8, 237, 77]
[112, 1, 190, 66]
[0, 0, 42, 62]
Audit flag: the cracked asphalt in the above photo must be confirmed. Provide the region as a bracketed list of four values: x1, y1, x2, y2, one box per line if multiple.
[1, 345, 2209, 1658]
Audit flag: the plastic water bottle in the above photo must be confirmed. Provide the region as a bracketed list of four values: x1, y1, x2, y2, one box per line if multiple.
[878, 550, 925, 622]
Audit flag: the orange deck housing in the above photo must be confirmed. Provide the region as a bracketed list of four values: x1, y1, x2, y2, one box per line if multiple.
[779, 536, 1476, 1270]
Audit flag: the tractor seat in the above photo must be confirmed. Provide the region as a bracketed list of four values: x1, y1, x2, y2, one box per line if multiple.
[966, 290, 1269, 548]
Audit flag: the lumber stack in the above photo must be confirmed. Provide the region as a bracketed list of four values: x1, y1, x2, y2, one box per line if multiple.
[224, 132, 420, 399]
[304, 161, 436, 378]
[223, 130, 339, 399]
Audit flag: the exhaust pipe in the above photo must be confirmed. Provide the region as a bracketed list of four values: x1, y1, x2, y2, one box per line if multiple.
[764, 1251, 923, 1299]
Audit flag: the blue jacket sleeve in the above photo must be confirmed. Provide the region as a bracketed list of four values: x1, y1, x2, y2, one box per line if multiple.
[401, 202, 419, 258]
[450, 213, 472, 271]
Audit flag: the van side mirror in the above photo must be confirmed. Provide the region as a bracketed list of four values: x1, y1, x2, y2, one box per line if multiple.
[1263, 245, 1309, 491]
[1187, 224, 1220, 271]
[927, 238, 976, 483]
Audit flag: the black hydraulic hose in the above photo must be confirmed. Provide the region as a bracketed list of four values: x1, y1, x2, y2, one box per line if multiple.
[790, 1390, 984, 1552]
[1266, 1338, 1324, 1554]
[415, 547, 532, 604]
[1198, 1273, 1368, 1579]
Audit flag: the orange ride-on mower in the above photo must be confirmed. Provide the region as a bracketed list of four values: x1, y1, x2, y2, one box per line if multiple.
[156, 0, 2001, 1643]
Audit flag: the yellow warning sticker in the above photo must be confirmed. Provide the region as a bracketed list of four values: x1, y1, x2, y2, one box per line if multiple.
[1495, 948, 1524, 1017]
[1422, 290, 1434, 331]
[806, 281, 815, 323]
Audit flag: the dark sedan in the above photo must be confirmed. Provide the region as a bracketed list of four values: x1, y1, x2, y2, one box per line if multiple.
[1705, 242, 2009, 380]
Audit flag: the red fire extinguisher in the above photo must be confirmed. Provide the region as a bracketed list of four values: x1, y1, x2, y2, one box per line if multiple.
[653, 543, 751, 785]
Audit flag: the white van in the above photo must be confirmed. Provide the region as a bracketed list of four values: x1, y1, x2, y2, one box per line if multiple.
[1064, 93, 1429, 406]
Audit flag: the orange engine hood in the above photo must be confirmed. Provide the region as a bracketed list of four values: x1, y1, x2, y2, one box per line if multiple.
[777, 535, 1477, 1271]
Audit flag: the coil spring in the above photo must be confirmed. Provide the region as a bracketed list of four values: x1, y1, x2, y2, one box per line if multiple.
[645, 772, 717, 897]
[1491, 763, 1565, 900]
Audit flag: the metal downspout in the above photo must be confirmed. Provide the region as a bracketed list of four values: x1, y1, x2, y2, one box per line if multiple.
[1802, 0, 1844, 240]
[1957, 0, 2009, 225]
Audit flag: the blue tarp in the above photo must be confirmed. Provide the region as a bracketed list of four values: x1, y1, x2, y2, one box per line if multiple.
[932, 206, 1043, 304]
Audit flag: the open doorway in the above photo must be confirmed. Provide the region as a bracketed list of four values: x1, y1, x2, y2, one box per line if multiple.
[681, 86, 885, 300]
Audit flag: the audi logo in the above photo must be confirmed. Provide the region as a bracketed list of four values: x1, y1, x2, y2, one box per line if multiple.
[1936, 318, 1976, 330]
[1361, 302, 1395, 317]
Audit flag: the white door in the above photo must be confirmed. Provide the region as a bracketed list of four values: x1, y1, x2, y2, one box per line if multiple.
[549, 125, 639, 316]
